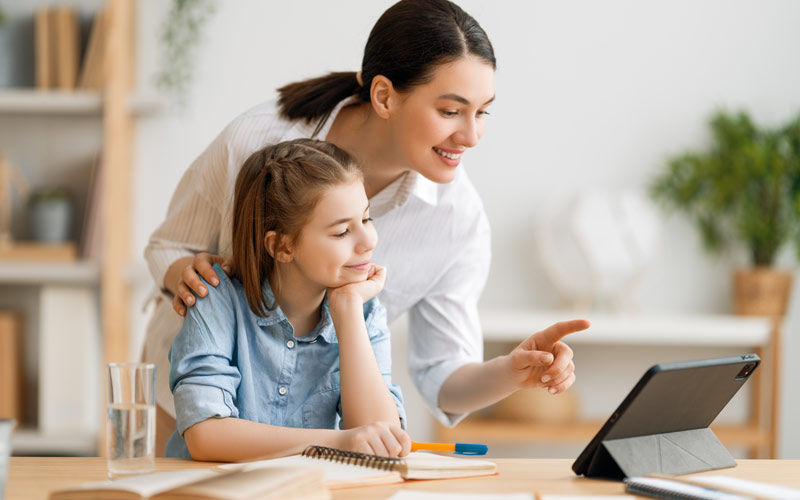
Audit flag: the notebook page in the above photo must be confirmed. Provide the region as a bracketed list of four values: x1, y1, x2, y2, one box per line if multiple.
[219, 455, 403, 488]
[401, 452, 497, 480]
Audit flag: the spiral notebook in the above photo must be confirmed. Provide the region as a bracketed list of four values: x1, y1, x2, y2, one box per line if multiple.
[220, 446, 497, 489]
[625, 475, 800, 500]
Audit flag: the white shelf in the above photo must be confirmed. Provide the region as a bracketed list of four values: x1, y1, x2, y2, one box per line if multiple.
[0, 261, 100, 285]
[480, 308, 772, 346]
[0, 89, 103, 115]
[12, 429, 96, 456]
[0, 88, 164, 116]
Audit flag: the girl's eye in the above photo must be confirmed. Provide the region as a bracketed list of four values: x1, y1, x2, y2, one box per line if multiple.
[333, 229, 349, 239]
[441, 110, 458, 117]
[477, 110, 491, 117]
[363, 217, 373, 224]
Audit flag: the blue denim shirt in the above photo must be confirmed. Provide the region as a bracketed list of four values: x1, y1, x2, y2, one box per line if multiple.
[165, 264, 406, 458]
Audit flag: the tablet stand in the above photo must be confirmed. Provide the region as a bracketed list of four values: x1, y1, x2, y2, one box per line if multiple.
[584, 428, 737, 480]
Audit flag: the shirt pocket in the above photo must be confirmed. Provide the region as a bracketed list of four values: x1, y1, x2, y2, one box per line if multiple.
[302, 373, 340, 429]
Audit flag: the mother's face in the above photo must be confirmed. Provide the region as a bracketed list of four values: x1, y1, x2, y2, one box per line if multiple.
[388, 54, 495, 184]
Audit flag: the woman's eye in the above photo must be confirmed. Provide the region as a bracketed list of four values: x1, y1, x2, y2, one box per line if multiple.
[441, 110, 458, 117]
[477, 110, 491, 117]
[334, 229, 349, 238]
[363, 217, 373, 224]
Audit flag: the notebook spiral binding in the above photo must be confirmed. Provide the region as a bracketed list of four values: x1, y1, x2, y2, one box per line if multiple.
[302, 445, 404, 471]
[624, 479, 714, 500]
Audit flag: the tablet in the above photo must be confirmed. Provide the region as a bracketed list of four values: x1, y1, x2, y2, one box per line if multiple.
[572, 353, 760, 478]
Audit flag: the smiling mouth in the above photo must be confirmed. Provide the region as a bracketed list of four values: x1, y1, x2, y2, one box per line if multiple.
[433, 147, 462, 160]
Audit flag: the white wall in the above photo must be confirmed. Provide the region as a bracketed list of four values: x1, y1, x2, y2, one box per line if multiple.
[130, 0, 800, 457]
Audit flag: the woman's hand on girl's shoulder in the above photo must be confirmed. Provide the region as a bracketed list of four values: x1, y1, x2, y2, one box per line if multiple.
[171, 252, 233, 316]
[327, 264, 387, 311]
[336, 421, 410, 458]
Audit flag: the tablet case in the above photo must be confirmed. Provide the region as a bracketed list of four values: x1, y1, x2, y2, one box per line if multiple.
[585, 428, 736, 479]
[573, 354, 759, 480]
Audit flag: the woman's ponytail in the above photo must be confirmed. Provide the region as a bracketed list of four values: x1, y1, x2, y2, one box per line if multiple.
[277, 72, 366, 134]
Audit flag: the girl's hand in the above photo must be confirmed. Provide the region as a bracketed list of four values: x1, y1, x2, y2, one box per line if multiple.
[171, 253, 233, 316]
[336, 422, 410, 458]
[507, 319, 589, 394]
[327, 264, 387, 309]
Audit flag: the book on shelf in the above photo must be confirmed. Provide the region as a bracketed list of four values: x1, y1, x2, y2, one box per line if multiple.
[79, 150, 104, 261]
[35, 7, 56, 89]
[49, 466, 330, 500]
[78, 8, 108, 90]
[625, 475, 800, 500]
[34, 6, 81, 90]
[0, 312, 23, 421]
[220, 445, 497, 489]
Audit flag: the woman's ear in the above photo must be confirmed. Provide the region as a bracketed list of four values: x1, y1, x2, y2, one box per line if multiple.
[264, 231, 293, 263]
[370, 75, 395, 120]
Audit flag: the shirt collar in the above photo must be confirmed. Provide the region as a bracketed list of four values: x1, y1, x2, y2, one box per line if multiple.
[253, 281, 338, 344]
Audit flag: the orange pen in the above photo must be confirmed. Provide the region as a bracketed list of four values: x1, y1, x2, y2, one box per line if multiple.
[410, 441, 488, 455]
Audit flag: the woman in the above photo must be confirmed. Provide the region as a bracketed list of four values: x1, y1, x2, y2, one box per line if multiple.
[145, 0, 588, 453]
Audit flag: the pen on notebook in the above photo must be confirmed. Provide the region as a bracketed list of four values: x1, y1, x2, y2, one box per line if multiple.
[411, 441, 488, 455]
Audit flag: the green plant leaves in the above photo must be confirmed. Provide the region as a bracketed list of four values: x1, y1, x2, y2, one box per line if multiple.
[650, 109, 800, 267]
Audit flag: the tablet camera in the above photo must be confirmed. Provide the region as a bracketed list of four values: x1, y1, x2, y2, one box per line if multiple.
[736, 363, 756, 380]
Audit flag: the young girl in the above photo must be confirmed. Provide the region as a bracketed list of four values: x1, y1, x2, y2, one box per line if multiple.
[165, 139, 409, 461]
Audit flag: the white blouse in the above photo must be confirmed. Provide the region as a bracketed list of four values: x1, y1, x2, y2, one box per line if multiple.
[144, 97, 491, 426]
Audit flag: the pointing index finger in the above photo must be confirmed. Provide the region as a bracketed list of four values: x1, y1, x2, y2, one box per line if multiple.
[539, 319, 590, 345]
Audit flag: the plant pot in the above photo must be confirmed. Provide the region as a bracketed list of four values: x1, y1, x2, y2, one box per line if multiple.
[30, 198, 72, 243]
[733, 268, 794, 317]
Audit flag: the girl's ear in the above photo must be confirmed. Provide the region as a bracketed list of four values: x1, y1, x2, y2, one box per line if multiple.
[264, 231, 293, 263]
[370, 75, 395, 120]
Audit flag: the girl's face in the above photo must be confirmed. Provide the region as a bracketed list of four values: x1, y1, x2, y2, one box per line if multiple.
[389, 54, 495, 183]
[288, 179, 378, 289]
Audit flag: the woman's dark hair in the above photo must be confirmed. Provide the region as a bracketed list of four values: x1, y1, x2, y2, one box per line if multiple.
[277, 0, 495, 134]
[232, 139, 362, 317]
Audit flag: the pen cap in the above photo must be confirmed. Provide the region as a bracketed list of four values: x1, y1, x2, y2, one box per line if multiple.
[454, 443, 488, 455]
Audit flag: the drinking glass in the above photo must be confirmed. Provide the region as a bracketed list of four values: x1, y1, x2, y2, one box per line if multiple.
[106, 363, 156, 477]
[0, 419, 12, 500]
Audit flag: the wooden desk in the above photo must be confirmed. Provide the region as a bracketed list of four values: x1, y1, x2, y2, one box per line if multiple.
[7, 457, 800, 499]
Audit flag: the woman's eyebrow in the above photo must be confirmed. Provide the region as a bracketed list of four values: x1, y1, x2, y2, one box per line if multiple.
[437, 93, 496, 105]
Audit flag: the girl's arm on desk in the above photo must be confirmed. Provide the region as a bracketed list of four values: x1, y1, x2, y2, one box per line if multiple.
[183, 417, 406, 462]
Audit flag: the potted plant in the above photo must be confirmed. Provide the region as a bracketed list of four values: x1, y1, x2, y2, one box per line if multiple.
[28, 187, 72, 243]
[649, 110, 800, 317]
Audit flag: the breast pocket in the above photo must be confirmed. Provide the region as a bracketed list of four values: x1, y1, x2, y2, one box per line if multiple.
[302, 374, 340, 429]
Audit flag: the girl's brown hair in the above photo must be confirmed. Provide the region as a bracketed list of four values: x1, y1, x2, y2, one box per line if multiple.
[232, 138, 362, 317]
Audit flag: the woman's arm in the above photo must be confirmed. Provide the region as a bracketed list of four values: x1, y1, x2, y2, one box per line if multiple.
[328, 266, 402, 429]
[437, 320, 587, 414]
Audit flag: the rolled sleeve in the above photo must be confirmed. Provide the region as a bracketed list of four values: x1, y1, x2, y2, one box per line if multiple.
[365, 298, 407, 428]
[408, 212, 491, 427]
[169, 272, 242, 435]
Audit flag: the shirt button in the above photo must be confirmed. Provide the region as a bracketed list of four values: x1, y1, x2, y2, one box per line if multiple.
[286, 340, 295, 349]
[278, 387, 287, 395]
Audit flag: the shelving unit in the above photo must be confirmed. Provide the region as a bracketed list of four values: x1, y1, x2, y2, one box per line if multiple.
[436, 308, 778, 458]
[0, 0, 136, 456]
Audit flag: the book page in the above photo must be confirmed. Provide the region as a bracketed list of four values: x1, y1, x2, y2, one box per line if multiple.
[50, 469, 218, 500]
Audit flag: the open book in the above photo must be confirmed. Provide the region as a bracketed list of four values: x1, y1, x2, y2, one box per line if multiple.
[49, 466, 329, 500]
[221, 445, 497, 489]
